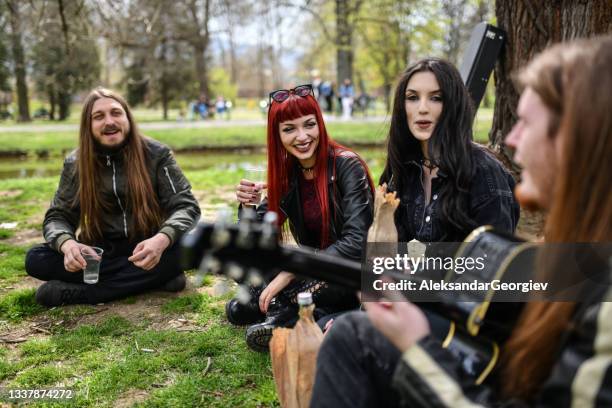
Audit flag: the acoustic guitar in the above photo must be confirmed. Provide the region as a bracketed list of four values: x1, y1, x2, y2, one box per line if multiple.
[181, 213, 536, 385]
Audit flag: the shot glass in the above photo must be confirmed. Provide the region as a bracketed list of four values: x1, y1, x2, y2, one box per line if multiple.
[81, 246, 104, 284]
[244, 165, 267, 207]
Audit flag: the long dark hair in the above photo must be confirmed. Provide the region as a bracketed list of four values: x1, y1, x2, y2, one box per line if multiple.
[380, 58, 476, 239]
[77, 87, 162, 243]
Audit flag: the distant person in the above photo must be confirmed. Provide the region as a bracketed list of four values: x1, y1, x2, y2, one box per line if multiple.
[25, 87, 201, 307]
[319, 80, 334, 113]
[357, 92, 370, 117]
[196, 94, 209, 119]
[339, 78, 354, 120]
[312, 73, 322, 100]
[215, 96, 228, 120]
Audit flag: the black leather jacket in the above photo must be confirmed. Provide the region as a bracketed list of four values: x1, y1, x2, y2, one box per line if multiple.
[43, 138, 201, 251]
[393, 264, 612, 407]
[248, 151, 374, 261]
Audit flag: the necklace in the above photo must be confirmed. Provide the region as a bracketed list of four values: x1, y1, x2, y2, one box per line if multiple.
[299, 163, 315, 172]
[421, 158, 437, 171]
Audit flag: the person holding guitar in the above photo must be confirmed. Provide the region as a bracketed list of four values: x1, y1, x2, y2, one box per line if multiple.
[229, 84, 375, 352]
[311, 36, 612, 406]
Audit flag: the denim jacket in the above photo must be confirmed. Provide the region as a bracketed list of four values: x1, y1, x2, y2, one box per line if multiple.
[387, 148, 519, 242]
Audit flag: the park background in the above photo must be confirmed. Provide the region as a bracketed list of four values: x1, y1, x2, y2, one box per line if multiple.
[0, 1, 610, 406]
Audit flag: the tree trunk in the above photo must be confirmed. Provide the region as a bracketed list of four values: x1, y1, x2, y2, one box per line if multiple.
[7, 0, 30, 122]
[193, 41, 209, 97]
[160, 38, 169, 121]
[442, 0, 468, 66]
[48, 86, 56, 120]
[58, 90, 71, 121]
[491, 0, 612, 149]
[189, 0, 210, 98]
[335, 0, 353, 86]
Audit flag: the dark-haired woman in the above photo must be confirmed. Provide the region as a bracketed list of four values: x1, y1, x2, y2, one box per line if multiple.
[311, 57, 519, 405]
[380, 58, 519, 242]
[226, 85, 374, 352]
[312, 37, 612, 407]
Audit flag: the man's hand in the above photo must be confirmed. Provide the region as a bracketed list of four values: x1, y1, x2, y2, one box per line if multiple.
[60, 239, 88, 272]
[128, 233, 171, 270]
[259, 271, 294, 313]
[363, 295, 431, 353]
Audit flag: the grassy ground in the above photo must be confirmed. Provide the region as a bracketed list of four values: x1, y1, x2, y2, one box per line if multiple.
[0, 159, 283, 407]
[0, 109, 493, 156]
[0, 114, 497, 406]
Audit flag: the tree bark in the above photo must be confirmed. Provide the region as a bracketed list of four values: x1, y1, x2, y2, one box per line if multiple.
[491, 0, 612, 149]
[6, 0, 30, 122]
[188, 0, 210, 98]
[335, 0, 357, 86]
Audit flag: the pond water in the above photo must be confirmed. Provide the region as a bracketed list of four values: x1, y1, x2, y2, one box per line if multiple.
[0, 148, 386, 181]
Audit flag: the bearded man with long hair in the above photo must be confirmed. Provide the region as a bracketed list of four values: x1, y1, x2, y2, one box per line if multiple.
[25, 88, 201, 306]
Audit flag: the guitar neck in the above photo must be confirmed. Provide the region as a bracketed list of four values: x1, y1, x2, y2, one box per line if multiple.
[277, 246, 362, 290]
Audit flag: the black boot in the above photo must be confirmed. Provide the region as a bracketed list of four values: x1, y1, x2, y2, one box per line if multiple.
[225, 286, 265, 326]
[161, 273, 187, 292]
[35, 280, 92, 307]
[245, 298, 299, 352]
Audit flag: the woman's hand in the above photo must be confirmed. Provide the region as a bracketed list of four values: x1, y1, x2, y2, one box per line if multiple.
[364, 298, 431, 353]
[259, 271, 295, 313]
[236, 179, 266, 206]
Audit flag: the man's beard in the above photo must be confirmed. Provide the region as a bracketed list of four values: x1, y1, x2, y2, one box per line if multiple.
[93, 136, 129, 153]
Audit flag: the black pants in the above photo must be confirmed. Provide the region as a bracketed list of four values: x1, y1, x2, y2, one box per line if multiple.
[311, 310, 451, 407]
[311, 311, 402, 408]
[25, 240, 183, 304]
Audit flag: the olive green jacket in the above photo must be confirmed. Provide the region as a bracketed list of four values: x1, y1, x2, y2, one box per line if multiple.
[43, 138, 201, 251]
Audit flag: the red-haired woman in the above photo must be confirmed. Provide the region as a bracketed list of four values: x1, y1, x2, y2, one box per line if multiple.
[227, 84, 374, 352]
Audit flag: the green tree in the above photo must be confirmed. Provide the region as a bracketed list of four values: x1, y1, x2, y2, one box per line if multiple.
[31, 0, 99, 120]
[354, 0, 412, 111]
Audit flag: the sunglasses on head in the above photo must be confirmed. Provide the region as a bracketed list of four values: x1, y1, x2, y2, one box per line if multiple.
[269, 84, 313, 104]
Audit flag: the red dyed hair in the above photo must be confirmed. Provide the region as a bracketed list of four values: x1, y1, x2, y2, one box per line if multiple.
[266, 94, 373, 247]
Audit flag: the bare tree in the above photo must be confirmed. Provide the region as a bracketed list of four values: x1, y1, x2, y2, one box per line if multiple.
[335, 0, 363, 86]
[5, 0, 30, 121]
[219, 0, 252, 84]
[185, 0, 212, 97]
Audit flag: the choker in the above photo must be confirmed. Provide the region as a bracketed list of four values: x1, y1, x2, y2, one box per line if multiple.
[421, 158, 437, 171]
[299, 163, 315, 172]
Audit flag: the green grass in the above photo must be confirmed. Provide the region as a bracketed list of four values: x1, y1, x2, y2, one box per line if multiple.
[0, 312, 276, 406]
[0, 159, 277, 406]
[0, 111, 492, 155]
[0, 111, 493, 406]
[0, 243, 28, 284]
[0, 288, 44, 321]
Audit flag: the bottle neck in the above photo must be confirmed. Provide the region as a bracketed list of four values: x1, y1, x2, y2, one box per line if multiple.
[298, 303, 315, 321]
